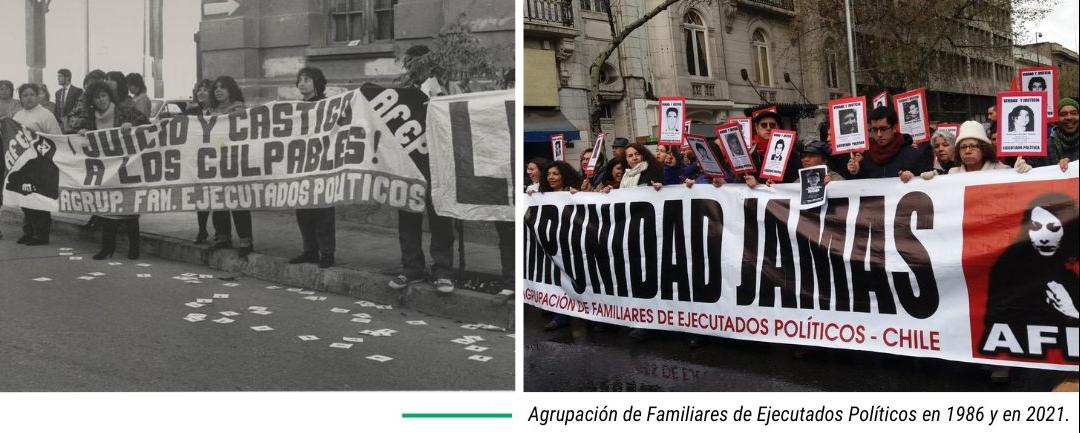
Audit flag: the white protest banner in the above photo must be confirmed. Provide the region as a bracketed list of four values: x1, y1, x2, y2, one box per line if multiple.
[730, 117, 753, 152]
[828, 96, 869, 155]
[427, 90, 514, 222]
[1019, 66, 1058, 121]
[760, 129, 796, 181]
[585, 132, 605, 176]
[714, 123, 755, 175]
[550, 134, 565, 161]
[872, 91, 889, 109]
[2, 89, 427, 215]
[685, 134, 724, 177]
[657, 97, 686, 147]
[524, 163, 1080, 371]
[894, 88, 930, 144]
[997, 91, 1047, 157]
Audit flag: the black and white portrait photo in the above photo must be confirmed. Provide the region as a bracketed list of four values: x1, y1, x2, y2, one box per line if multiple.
[657, 97, 685, 144]
[828, 97, 869, 154]
[998, 93, 1047, 155]
[798, 165, 828, 209]
[839, 108, 859, 135]
[1019, 66, 1058, 119]
[903, 100, 920, 123]
[769, 139, 785, 161]
[1008, 105, 1036, 132]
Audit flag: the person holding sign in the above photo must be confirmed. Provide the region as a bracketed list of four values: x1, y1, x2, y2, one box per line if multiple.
[8, 83, 63, 246]
[188, 79, 216, 245]
[77, 81, 150, 259]
[208, 76, 255, 258]
[1030, 98, 1079, 172]
[738, 110, 798, 187]
[920, 121, 1030, 178]
[799, 140, 842, 182]
[289, 67, 337, 269]
[925, 129, 958, 177]
[840, 106, 931, 183]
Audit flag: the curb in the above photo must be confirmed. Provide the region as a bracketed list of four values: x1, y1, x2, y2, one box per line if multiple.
[1, 209, 514, 330]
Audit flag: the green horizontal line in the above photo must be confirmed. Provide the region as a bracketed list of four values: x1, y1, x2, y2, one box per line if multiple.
[402, 413, 512, 419]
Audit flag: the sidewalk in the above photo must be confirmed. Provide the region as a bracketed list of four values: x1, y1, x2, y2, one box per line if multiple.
[0, 208, 513, 328]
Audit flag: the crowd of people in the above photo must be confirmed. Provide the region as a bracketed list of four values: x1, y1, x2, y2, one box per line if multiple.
[525, 97, 1079, 383]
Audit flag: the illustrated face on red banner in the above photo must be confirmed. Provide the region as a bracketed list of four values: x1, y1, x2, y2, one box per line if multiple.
[686, 134, 724, 177]
[714, 123, 755, 174]
[828, 96, 869, 155]
[657, 97, 686, 146]
[873, 91, 888, 109]
[585, 133, 605, 176]
[894, 88, 930, 144]
[997, 91, 1047, 157]
[964, 179, 1079, 366]
[760, 129, 796, 181]
[1019, 66, 1058, 120]
[550, 134, 565, 161]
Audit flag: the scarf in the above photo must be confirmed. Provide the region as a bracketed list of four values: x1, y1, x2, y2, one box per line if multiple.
[868, 133, 904, 165]
[1053, 127, 1078, 160]
[94, 102, 116, 129]
[751, 135, 769, 158]
[620, 161, 649, 189]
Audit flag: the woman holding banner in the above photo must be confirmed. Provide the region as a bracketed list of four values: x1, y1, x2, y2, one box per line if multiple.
[524, 158, 550, 193]
[288, 67, 336, 268]
[947, 121, 1029, 175]
[208, 76, 255, 258]
[536, 161, 582, 331]
[187, 79, 215, 244]
[79, 81, 150, 260]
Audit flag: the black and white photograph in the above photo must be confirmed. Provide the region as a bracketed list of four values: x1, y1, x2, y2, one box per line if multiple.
[760, 129, 795, 181]
[730, 116, 752, 152]
[828, 96, 869, 154]
[894, 88, 930, 143]
[714, 122, 755, 174]
[997, 92, 1048, 156]
[799, 165, 828, 209]
[873, 90, 888, 109]
[1019, 65, 1058, 120]
[550, 133, 565, 161]
[657, 96, 685, 146]
[685, 133, 724, 177]
[1, 0, 514, 393]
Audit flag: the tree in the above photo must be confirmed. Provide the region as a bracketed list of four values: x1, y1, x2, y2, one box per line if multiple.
[799, 0, 1054, 91]
[397, 17, 509, 93]
[585, 0, 713, 134]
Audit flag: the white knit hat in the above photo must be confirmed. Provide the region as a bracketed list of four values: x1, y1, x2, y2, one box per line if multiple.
[955, 120, 991, 146]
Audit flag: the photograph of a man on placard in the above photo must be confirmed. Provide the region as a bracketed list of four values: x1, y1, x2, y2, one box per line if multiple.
[839, 109, 859, 135]
[664, 107, 680, 133]
[769, 140, 785, 161]
[726, 132, 746, 157]
[903, 100, 920, 123]
[1028, 76, 1048, 92]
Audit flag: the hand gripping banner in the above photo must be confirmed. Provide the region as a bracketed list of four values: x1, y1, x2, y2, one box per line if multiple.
[524, 163, 1080, 371]
[2, 89, 427, 215]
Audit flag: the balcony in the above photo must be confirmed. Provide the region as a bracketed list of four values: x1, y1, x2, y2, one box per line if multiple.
[525, 0, 578, 38]
[738, 0, 796, 17]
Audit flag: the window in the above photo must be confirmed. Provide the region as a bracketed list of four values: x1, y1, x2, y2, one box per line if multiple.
[752, 29, 771, 85]
[824, 42, 839, 88]
[581, 0, 609, 13]
[683, 12, 709, 77]
[330, 0, 398, 43]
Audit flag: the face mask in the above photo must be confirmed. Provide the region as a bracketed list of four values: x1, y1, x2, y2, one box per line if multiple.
[1028, 206, 1063, 257]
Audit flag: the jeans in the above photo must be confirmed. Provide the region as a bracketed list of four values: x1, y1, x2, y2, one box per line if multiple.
[212, 210, 253, 248]
[295, 207, 336, 257]
[397, 195, 454, 280]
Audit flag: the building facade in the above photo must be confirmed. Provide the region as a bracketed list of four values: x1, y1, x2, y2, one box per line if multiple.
[1016, 42, 1080, 101]
[197, 0, 514, 105]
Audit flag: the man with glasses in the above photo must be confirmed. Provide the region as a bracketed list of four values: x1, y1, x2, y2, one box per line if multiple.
[740, 109, 799, 186]
[841, 106, 932, 182]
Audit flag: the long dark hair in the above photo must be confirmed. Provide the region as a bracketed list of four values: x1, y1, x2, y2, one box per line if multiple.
[191, 79, 214, 109]
[540, 161, 582, 192]
[526, 157, 551, 187]
[106, 71, 129, 101]
[1008, 105, 1036, 132]
[1012, 193, 1079, 260]
[212, 76, 245, 107]
[125, 73, 147, 96]
[296, 67, 327, 100]
[625, 142, 663, 181]
[84, 81, 117, 107]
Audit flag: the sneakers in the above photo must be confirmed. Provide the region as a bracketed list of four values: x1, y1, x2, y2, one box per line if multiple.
[435, 278, 455, 293]
[388, 275, 422, 290]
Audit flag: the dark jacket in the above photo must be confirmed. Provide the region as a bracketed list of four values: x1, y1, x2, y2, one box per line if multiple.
[86, 104, 149, 131]
[839, 133, 932, 179]
[54, 85, 83, 120]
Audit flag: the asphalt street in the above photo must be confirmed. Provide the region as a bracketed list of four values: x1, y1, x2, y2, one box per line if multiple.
[524, 307, 1072, 392]
[0, 224, 513, 391]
